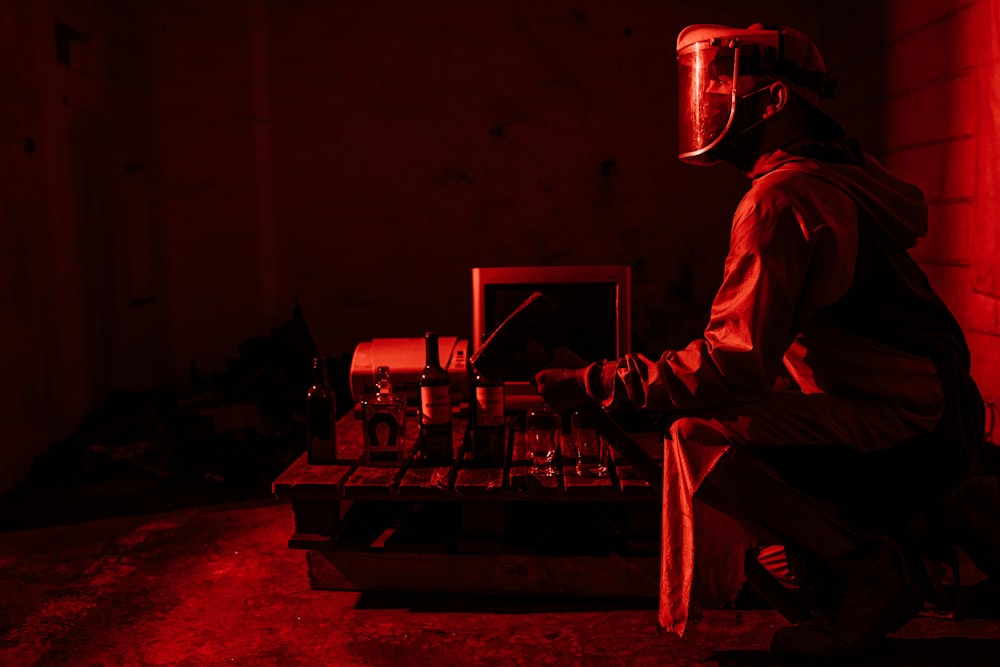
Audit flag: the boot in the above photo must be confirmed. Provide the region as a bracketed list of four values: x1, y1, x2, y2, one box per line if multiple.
[770, 540, 925, 660]
[743, 546, 812, 625]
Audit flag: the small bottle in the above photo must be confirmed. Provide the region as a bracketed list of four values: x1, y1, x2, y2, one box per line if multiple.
[306, 356, 337, 464]
[418, 331, 454, 465]
[362, 366, 407, 463]
[471, 354, 505, 467]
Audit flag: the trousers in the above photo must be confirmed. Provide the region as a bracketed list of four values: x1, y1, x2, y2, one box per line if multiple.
[657, 369, 983, 636]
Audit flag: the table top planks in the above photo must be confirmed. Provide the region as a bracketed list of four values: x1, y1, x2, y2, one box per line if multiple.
[273, 407, 661, 503]
[271, 455, 354, 500]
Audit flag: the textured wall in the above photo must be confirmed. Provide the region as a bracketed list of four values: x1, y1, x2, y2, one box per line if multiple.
[147, 0, 841, 377]
[817, 0, 1000, 442]
[0, 1, 51, 494]
[1, 0, 160, 493]
[969, 0, 1000, 441]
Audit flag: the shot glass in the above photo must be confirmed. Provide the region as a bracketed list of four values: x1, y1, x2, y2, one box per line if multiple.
[525, 407, 561, 477]
[571, 410, 608, 478]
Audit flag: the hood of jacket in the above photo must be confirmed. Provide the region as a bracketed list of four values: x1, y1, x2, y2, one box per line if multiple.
[750, 139, 928, 249]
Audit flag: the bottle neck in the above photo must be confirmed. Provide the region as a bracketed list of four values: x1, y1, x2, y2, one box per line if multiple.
[313, 357, 328, 385]
[424, 333, 440, 369]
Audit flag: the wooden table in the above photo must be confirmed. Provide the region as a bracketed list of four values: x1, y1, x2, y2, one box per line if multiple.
[272, 407, 663, 598]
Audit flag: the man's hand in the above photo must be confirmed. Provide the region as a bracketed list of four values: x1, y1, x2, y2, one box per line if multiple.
[544, 346, 589, 371]
[534, 362, 597, 413]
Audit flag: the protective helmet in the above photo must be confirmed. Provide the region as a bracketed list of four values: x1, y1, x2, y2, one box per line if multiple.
[676, 23, 840, 166]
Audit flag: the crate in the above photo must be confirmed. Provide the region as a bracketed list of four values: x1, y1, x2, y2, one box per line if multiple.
[272, 408, 663, 598]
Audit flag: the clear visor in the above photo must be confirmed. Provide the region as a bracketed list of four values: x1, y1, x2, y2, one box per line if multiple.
[677, 44, 739, 164]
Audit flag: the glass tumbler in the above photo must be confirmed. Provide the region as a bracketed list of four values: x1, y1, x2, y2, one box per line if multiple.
[525, 407, 561, 477]
[571, 409, 608, 478]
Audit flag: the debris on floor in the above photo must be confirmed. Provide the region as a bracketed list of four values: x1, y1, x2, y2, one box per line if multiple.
[0, 302, 351, 532]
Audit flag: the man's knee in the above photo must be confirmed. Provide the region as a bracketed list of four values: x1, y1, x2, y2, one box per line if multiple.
[668, 415, 734, 449]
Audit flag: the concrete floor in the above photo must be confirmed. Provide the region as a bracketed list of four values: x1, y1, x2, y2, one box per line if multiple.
[1, 498, 999, 667]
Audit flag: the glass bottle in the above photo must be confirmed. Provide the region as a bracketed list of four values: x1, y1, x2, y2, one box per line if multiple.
[418, 331, 454, 465]
[362, 366, 407, 463]
[306, 355, 336, 464]
[471, 354, 505, 467]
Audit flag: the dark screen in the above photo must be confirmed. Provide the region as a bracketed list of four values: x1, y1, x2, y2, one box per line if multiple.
[485, 283, 620, 380]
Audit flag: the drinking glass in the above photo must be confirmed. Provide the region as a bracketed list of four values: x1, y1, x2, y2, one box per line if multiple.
[525, 407, 561, 477]
[571, 410, 608, 478]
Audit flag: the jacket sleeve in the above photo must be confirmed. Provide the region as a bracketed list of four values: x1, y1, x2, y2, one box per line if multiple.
[600, 189, 826, 411]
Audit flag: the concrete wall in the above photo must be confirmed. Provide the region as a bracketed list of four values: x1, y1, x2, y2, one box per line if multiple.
[817, 0, 1000, 444]
[146, 0, 829, 370]
[1, 0, 162, 493]
[1, 0, 997, 493]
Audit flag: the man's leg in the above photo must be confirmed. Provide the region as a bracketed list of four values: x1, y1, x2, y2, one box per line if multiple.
[697, 445, 864, 561]
[690, 431, 925, 659]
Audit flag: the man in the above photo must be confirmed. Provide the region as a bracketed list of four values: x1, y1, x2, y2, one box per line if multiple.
[535, 23, 986, 660]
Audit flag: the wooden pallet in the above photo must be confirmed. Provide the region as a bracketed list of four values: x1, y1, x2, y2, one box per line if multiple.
[273, 407, 663, 597]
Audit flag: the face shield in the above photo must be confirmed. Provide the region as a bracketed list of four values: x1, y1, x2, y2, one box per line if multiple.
[677, 41, 741, 166]
[676, 23, 841, 167]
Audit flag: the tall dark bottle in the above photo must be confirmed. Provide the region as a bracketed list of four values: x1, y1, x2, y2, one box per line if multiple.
[306, 355, 337, 464]
[471, 344, 506, 466]
[418, 331, 454, 465]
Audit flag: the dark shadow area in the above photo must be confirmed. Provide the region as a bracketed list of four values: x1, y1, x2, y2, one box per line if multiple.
[712, 636, 1000, 667]
[0, 302, 352, 533]
[707, 649, 792, 667]
[355, 590, 658, 614]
